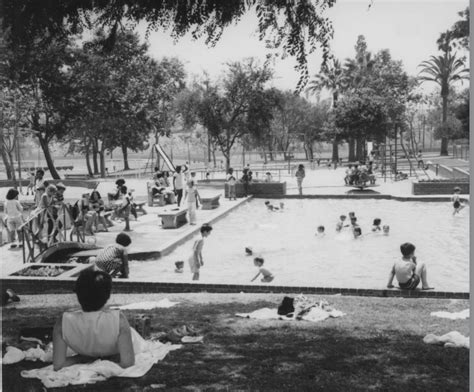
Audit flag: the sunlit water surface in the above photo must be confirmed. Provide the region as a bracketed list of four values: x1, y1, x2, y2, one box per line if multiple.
[129, 199, 469, 292]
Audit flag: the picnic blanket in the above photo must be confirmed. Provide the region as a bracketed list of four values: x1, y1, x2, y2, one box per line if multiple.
[20, 328, 181, 388]
[430, 309, 469, 320]
[236, 295, 344, 322]
[111, 299, 180, 310]
[423, 331, 469, 349]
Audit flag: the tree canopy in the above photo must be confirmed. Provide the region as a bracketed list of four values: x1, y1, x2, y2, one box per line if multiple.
[2, 0, 336, 91]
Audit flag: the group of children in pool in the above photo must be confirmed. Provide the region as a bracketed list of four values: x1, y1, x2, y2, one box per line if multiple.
[316, 212, 390, 239]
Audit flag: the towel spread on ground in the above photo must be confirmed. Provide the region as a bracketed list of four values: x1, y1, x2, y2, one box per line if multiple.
[423, 331, 469, 349]
[430, 309, 469, 320]
[20, 329, 181, 388]
[111, 299, 180, 310]
[236, 295, 344, 322]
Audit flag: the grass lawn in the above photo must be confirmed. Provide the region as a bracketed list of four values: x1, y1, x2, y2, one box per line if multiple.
[1, 293, 469, 392]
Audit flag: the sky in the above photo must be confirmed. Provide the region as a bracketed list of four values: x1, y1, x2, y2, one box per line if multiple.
[138, 0, 469, 94]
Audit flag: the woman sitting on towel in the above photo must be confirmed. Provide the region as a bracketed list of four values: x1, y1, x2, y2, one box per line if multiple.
[53, 269, 135, 370]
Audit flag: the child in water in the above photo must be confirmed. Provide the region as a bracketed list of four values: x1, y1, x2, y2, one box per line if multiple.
[251, 257, 274, 283]
[264, 201, 279, 211]
[353, 226, 362, 239]
[315, 225, 325, 237]
[336, 215, 348, 232]
[382, 225, 390, 235]
[451, 187, 465, 215]
[372, 218, 382, 232]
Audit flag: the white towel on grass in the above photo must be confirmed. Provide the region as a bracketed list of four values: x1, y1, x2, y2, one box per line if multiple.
[236, 307, 344, 322]
[111, 299, 180, 310]
[21, 329, 181, 388]
[430, 309, 469, 320]
[423, 331, 469, 349]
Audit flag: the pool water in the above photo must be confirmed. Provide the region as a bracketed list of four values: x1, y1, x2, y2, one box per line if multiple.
[129, 199, 469, 292]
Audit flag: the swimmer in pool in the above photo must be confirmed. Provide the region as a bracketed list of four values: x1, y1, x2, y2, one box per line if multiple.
[336, 215, 349, 232]
[250, 257, 274, 283]
[315, 225, 325, 237]
[353, 226, 362, 239]
[451, 187, 465, 215]
[372, 218, 382, 232]
[264, 201, 279, 211]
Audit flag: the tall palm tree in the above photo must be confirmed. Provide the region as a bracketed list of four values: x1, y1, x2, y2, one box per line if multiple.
[418, 52, 468, 155]
[343, 52, 375, 90]
[307, 58, 346, 161]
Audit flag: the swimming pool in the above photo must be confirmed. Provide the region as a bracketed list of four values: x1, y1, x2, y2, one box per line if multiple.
[129, 199, 469, 292]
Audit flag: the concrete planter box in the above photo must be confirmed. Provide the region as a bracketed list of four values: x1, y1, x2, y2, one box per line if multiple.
[224, 181, 287, 198]
[9, 263, 92, 279]
[412, 181, 470, 195]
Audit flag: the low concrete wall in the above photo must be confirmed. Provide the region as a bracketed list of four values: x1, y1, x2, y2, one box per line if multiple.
[412, 181, 470, 195]
[452, 167, 469, 179]
[426, 163, 455, 179]
[0, 277, 467, 299]
[224, 182, 287, 198]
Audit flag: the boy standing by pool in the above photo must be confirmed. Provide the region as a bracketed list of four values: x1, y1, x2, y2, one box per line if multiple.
[189, 224, 213, 281]
[387, 242, 433, 290]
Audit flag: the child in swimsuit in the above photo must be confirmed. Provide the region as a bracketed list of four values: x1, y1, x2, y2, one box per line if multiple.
[387, 242, 433, 290]
[251, 257, 274, 283]
[372, 218, 382, 232]
[451, 187, 465, 215]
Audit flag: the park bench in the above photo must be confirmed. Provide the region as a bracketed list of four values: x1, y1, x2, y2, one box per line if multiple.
[158, 208, 188, 229]
[200, 194, 221, 210]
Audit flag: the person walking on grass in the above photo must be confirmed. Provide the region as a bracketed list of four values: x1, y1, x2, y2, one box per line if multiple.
[188, 224, 212, 281]
[295, 164, 305, 196]
[387, 242, 433, 290]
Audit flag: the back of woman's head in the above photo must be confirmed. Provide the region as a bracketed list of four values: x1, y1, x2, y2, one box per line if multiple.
[6, 188, 19, 200]
[75, 269, 112, 312]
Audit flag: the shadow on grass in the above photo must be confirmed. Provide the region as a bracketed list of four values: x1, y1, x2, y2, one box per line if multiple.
[2, 301, 469, 392]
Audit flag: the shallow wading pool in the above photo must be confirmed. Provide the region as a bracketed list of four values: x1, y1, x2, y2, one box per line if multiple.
[129, 199, 469, 292]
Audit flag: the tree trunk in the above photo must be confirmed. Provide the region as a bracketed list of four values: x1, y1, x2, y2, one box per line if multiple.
[6, 150, 16, 181]
[331, 138, 339, 162]
[121, 144, 130, 170]
[0, 143, 14, 179]
[38, 135, 60, 179]
[356, 135, 364, 162]
[224, 153, 230, 172]
[85, 143, 93, 177]
[99, 146, 106, 178]
[440, 94, 449, 156]
[268, 140, 274, 161]
[212, 148, 216, 168]
[348, 138, 356, 162]
[92, 138, 99, 174]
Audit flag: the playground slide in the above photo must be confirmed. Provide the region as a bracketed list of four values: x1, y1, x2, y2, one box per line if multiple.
[154, 144, 176, 172]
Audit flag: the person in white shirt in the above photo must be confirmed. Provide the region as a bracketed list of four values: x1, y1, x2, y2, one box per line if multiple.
[173, 166, 185, 207]
[4, 188, 24, 248]
[53, 269, 135, 371]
